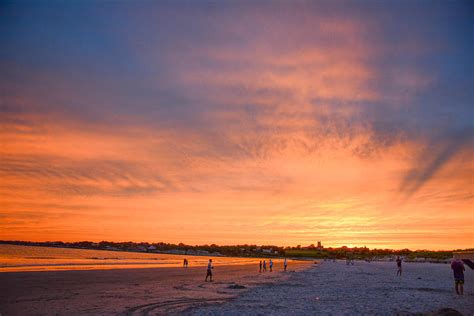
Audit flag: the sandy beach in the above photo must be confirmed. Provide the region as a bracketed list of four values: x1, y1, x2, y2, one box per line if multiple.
[1, 260, 473, 315]
[0, 260, 310, 315]
[193, 261, 474, 315]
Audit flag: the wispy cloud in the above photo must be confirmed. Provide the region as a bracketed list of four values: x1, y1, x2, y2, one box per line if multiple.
[398, 127, 473, 201]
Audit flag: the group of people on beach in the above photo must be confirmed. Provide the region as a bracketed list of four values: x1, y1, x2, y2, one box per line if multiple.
[258, 258, 288, 272]
[200, 255, 466, 296]
[182, 258, 214, 282]
[203, 257, 288, 282]
[259, 259, 272, 272]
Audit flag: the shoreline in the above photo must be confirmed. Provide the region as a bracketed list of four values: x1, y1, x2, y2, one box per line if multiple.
[1, 243, 457, 276]
[0, 260, 314, 274]
[0, 244, 312, 273]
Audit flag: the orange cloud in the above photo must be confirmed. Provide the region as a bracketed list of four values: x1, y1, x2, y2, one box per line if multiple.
[1, 2, 472, 250]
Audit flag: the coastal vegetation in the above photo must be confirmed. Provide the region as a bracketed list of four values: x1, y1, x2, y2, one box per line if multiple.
[1, 240, 470, 262]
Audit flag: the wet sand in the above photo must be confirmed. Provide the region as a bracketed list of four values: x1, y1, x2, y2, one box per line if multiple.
[0, 260, 311, 315]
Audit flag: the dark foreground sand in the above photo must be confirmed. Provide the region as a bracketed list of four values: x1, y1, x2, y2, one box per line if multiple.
[0, 261, 310, 315]
[1, 260, 473, 315]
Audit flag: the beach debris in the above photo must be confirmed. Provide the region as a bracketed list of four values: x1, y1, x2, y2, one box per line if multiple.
[228, 284, 246, 289]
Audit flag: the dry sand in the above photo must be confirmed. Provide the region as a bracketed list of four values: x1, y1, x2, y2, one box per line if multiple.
[192, 261, 474, 315]
[1, 260, 473, 315]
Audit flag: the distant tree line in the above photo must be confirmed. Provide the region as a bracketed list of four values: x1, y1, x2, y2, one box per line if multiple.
[283, 246, 470, 261]
[1, 240, 470, 261]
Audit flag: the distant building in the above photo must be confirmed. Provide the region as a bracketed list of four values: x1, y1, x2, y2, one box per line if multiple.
[168, 249, 186, 255]
[105, 245, 120, 251]
[196, 250, 210, 255]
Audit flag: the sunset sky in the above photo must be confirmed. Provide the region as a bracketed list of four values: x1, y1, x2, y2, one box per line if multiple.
[0, 1, 472, 250]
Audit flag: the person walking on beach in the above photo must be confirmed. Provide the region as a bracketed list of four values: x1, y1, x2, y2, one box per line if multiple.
[396, 256, 402, 276]
[183, 258, 188, 268]
[205, 259, 213, 282]
[269, 259, 273, 272]
[259, 260, 262, 273]
[451, 258, 465, 295]
[263, 260, 267, 272]
[284, 258, 288, 271]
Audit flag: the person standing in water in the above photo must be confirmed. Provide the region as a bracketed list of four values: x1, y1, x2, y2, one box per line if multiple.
[451, 258, 465, 295]
[205, 259, 213, 282]
[396, 256, 402, 276]
[269, 259, 273, 272]
[284, 258, 288, 271]
[263, 260, 267, 272]
[259, 260, 262, 273]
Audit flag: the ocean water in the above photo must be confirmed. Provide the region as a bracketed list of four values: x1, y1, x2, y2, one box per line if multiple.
[0, 244, 272, 272]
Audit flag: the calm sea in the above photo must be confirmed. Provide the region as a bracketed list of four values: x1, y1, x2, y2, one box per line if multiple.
[0, 244, 267, 272]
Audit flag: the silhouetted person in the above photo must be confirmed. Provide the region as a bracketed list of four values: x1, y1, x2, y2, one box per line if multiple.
[284, 258, 288, 271]
[269, 259, 273, 272]
[451, 258, 465, 295]
[259, 260, 262, 273]
[205, 259, 213, 282]
[396, 256, 402, 276]
[263, 260, 267, 272]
